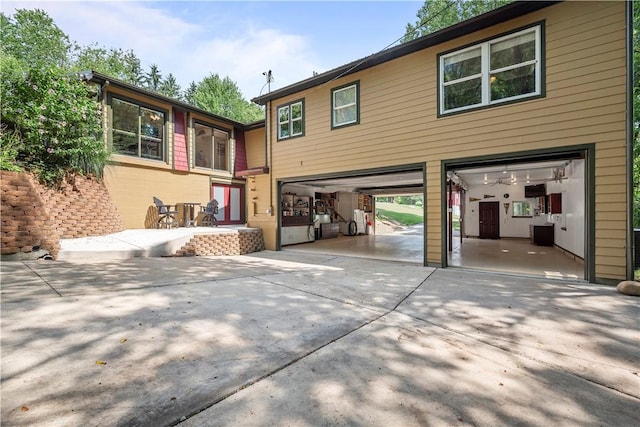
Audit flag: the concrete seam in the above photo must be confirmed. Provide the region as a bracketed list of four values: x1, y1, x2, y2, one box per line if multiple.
[22, 262, 62, 297]
[172, 268, 437, 426]
[400, 311, 640, 401]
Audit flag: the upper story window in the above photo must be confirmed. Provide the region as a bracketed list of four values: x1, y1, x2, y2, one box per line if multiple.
[277, 99, 304, 140]
[111, 97, 165, 160]
[195, 122, 229, 171]
[439, 24, 542, 115]
[331, 81, 359, 128]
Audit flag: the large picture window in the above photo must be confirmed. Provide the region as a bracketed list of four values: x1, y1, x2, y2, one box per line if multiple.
[111, 97, 165, 160]
[331, 81, 359, 128]
[195, 123, 229, 171]
[277, 100, 304, 140]
[439, 24, 542, 115]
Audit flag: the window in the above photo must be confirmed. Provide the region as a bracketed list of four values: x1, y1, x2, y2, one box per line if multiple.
[331, 81, 359, 128]
[195, 123, 229, 171]
[111, 97, 165, 160]
[439, 24, 542, 115]
[512, 201, 532, 217]
[277, 100, 304, 140]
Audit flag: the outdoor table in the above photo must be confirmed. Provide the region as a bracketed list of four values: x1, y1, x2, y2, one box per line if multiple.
[181, 202, 201, 227]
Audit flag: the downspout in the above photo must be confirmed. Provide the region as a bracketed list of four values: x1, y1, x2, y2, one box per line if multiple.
[626, 0, 634, 280]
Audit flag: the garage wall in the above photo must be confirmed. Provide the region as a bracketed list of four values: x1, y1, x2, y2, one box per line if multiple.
[547, 160, 585, 258]
[264, 1, 627, 280]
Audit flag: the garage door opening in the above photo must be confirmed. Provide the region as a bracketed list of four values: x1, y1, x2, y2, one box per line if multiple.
[445, 150, 589, 280]
[278, 166, 425, 265]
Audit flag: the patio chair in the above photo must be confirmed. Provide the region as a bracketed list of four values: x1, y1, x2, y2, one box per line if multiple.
[199, 199, 219, 227]
[153, 196, 179, 229]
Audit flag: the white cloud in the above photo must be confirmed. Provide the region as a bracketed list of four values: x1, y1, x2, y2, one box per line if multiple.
[3, 1, 324, 100]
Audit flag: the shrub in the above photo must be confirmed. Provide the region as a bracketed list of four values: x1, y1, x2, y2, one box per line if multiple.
[1, 56, 108, 185]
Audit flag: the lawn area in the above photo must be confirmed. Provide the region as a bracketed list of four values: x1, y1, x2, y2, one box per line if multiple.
[375, 202, 423, 226]
[375, 201, 460, 230]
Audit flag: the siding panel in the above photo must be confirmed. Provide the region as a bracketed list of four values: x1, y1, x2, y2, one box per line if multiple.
[265, 1, 627, 279]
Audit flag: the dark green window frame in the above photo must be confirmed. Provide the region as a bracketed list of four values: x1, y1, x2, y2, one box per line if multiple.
[331, 81, 360, 129]
[277, 99, 305, 141]
[438, 22, 544, 116]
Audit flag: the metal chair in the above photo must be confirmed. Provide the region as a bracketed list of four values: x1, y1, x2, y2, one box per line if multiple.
[199, 199, 219, 227]
[153, 197, 179, 229]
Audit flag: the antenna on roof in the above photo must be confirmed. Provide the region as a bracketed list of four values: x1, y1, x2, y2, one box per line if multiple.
[260, 70, 274, 95]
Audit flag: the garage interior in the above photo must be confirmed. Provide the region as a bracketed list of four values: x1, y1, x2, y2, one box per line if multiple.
[280, 156, 586, 280]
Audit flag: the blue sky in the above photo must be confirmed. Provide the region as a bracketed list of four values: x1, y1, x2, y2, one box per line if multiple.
[3, 1, 423, 99]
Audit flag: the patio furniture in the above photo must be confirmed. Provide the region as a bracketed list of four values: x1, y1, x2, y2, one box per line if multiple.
[153, 197, 179, 229]
[199, 199, 219, 227]
[181, 202, 201, 227]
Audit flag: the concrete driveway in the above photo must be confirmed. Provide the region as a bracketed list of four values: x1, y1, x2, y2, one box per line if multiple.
[1, 252, 638, 426]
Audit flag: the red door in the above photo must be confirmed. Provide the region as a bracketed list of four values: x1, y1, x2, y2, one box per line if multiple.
[479, 201, 500, 239]
[211, 184, 244, 225]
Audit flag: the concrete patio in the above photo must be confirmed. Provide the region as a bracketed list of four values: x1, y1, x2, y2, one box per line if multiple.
[1, 252, 638, 426]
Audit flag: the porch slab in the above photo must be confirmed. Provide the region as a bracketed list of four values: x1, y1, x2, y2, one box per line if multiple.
[57, 227, 262, 262]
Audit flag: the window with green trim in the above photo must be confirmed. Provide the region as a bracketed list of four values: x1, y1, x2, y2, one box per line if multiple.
[439, 24, 542, 115]
[331, 81, 359, 128]
[111, 97, 165, 160]
[277, 100, 304, 140]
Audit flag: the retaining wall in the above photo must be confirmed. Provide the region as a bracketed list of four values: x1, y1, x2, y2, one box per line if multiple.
[175, 229, 264, 256]
[1, 171, 124, 259]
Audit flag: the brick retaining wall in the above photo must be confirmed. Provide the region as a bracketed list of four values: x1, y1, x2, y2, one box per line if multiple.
[175, 229, 264, 256]
[1, 171, 124, 259]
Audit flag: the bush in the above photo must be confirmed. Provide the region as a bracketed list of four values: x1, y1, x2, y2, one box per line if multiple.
[0, 124, 23, 172]
[1, 56, 108, 185]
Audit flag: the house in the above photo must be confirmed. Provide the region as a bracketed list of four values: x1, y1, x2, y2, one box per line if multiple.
[81, 71, 267, 229]
[250, 0, 633, 283]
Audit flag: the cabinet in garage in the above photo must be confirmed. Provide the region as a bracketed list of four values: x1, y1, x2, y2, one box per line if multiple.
[282, 194, 313, 226]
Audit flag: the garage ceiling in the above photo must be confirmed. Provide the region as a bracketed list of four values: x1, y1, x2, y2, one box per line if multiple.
[290, 170, 424, 195]
[284, 156, 578, 195]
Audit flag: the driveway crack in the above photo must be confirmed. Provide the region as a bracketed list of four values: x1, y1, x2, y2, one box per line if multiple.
[172, 268, 437, 425]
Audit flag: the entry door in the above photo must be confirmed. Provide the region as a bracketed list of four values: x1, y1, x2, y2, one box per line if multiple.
[479, 201, 499, 239]
[211, 184, 244, 225]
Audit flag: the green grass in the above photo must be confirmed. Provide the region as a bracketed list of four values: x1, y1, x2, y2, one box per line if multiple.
[635, 269, 640, 281]
[375, 201, 461, 230]
[375, 201, 423, 226]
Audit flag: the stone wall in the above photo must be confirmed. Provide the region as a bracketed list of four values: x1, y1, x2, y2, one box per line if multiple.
[1, 171, 124, 259]
[175, 229, 264, 256]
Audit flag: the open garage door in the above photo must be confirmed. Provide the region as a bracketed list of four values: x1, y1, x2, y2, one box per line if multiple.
[445, 150, 589, 280]
[277, 165, 426, 265]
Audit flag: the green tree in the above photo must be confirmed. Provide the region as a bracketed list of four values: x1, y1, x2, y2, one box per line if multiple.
[72, 44, 144, 86]
[403, 0, 512, 42]
[145, 63, 163, 92]
[0, 9, 71, 68]
[1, 53, 108, 185]
[158, 73, 182, 99]
[0, 9, 108, 185]
[183, 81, 198, 105]
[191, 73, 264, 122]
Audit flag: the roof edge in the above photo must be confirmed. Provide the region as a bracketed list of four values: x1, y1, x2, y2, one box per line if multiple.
[79, 70, 253, 129]
[251, 1, 560, 105]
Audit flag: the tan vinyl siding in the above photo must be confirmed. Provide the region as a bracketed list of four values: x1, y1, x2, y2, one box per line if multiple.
[264, 1, 627, 280]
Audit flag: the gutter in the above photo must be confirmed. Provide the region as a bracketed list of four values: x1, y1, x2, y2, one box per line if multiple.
[626, 0, 635, 279]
